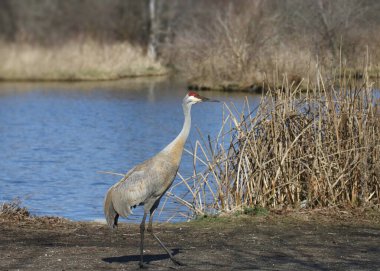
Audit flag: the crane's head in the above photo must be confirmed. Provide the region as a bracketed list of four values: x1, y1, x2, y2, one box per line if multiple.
[184, 91, 219, 105]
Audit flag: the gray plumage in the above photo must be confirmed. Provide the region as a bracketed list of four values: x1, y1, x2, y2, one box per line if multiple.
[103, 91, 217, 267]
[104, 152, 179, 226]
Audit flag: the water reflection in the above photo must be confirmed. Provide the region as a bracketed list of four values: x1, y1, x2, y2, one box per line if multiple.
[0, 78, 260, 222]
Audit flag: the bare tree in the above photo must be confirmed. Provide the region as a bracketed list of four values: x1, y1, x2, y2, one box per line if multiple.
[147, 0, 157, 60]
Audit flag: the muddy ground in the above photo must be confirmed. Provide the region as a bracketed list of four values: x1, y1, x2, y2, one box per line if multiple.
[1, 209, 380, 271]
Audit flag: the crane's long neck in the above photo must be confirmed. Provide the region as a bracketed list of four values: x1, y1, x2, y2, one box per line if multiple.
[162, 102, 192, 162]
[178, 102, 192, 145]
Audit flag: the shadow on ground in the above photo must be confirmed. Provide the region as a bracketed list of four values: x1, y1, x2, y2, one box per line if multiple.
[102, 248, 180, 264]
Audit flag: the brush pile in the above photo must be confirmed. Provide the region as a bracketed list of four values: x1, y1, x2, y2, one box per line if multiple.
[0, 198, 30, 220]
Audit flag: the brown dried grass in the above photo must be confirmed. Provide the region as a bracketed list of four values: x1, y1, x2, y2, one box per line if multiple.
[0, 39, 166, 81]
[0, 198, 30, 220]
[173, 70, 380, 217]
[0, 198, 68, 225]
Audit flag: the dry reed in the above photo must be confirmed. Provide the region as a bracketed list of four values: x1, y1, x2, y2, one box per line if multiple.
[0, 39, 166, 81]
[171, 72, 380, 217]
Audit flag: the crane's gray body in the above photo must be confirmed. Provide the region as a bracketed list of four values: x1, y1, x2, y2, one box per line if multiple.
[104, 150, 181, 227]
[103, 92, 216, 267]
[113, 154, 178, 216]
[104, 95, 192, 228]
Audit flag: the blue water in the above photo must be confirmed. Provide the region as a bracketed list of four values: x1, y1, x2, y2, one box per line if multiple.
[0, 79, 259, 222]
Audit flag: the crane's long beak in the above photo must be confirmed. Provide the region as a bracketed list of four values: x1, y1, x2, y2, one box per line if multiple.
[199, 95, 219, 102]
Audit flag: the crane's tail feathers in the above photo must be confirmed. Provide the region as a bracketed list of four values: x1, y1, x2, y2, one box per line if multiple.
[104, 189, 119, 229]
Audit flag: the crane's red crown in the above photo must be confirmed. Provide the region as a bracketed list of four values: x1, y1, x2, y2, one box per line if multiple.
[187, 91, 201, 98]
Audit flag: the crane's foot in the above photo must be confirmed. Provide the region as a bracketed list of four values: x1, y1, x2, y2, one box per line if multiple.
[139, 261, 148, 269]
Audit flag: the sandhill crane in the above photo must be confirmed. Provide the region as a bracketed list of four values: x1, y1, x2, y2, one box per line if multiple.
[104, 91, 218, 267]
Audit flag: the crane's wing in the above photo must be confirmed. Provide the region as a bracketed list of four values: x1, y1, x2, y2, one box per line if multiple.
[103, 165, 142, 226]
[107, 153, 179, 219]
[109, 160, 159, 217]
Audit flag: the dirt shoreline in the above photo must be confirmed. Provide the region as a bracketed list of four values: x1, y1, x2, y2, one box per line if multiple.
[1, 209, 380, 270]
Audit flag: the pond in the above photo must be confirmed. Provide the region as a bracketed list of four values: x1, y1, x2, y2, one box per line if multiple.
[0, 78, 260, 223]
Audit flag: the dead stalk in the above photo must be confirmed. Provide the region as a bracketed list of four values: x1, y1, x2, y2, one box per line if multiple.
[174, 72, 379, 217]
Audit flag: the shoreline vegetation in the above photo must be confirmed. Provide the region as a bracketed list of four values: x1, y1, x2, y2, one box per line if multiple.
[0, 1, 379, 90]
[0, 33, 378, 87]
[169, 72, 380, 218]
[0, 39, 380, 93]
[1, 196, 379, 224]
[0, 38, 378, 92]
[0, 40, 167, 81]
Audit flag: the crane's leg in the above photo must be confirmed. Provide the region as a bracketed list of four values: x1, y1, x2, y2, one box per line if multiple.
[147, 209, 184, 266]
[139, 212, 148, 268]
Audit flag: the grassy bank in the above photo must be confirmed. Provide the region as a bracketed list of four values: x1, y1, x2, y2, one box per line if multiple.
[173, 73, 380, 217]
[0, 39, 167, 81]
